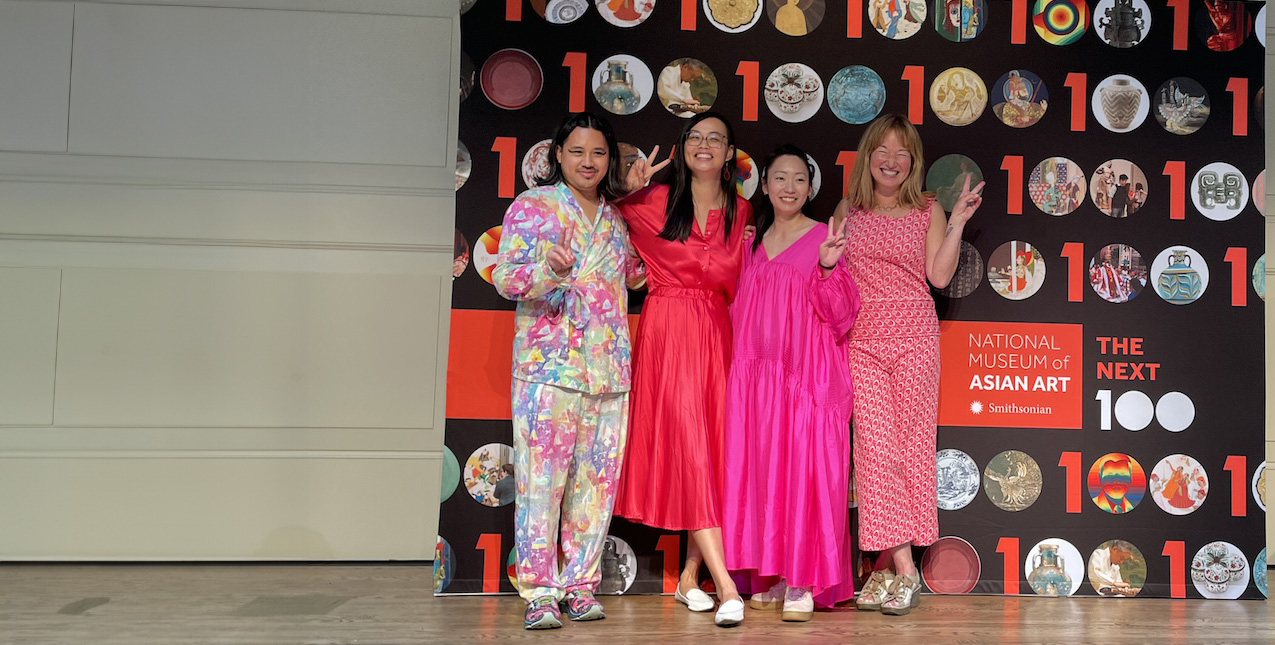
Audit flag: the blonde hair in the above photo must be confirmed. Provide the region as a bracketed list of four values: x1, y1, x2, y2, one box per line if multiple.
[844, 114, 928, 211]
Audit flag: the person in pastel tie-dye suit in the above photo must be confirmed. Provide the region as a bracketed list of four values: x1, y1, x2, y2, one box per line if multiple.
[492, 112, 647, 630]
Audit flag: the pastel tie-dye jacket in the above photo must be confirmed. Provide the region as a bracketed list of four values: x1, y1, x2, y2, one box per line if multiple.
[493, 183, 645, 394]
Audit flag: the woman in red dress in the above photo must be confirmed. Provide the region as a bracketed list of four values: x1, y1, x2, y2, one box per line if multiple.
[613, 111, 751, 627]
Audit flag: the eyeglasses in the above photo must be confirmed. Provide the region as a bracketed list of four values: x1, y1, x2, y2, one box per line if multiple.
[685, 131, 727, 149]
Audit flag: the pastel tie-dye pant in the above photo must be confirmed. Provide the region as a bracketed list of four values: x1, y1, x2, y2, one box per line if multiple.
[512, 378, 628, 602]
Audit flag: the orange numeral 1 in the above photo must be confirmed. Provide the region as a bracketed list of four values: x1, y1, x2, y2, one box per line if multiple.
[1226, 78, 1249, 137]
[1011, 0, 1027, 44]
[1063, 73, 1087, 132]
[901, 66, 924, 126]
[1001, 155, 1023, 215]
[681, 0, 697, 30]
[492, 136, 518, 199]
[736, 61, 760, 122]
[1162, 161, 1186, 220]
[1167, 0, 1190, 51]
[1059, 451, 1082, 514]
[1060, 242, 1085, 303]
[476, 533, 503, 594]
[1224, 455, 1247, 517]
[505, 0, 522, 21]
[1224, 247, 1248, 307]
[837, 151, 858, 199]
[655, 534, 681, 594]
[996, 537, 1020, 595]
[1162, 541, 1186, 598]
[847, 0, 863, 38]
[563, 53, 587, 113]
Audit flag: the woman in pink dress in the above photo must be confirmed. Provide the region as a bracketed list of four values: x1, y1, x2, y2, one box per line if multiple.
[722, 145, 861, 622]
[833, 114, 983, 615]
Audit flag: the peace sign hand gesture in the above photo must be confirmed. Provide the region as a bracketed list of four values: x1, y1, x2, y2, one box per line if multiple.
[818, 216, 850, 270]
[950, 174, 985, 225]
[547, 222, 576, 277]
[624, 145, 673, 194]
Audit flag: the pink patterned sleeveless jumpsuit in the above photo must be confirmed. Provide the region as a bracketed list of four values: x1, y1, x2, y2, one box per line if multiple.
[844, 201, 940, 552]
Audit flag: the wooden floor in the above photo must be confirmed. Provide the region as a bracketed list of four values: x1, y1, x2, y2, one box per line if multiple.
[0, 564, 1271, 644]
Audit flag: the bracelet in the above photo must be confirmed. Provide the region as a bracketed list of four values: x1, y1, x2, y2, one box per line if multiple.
[819, 261, 837, 270]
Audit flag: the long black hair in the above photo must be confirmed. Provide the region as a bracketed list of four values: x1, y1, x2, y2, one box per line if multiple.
[658, 111, 738, 242]
[536, 111, 627, 201]
[751, 144, 816, 251]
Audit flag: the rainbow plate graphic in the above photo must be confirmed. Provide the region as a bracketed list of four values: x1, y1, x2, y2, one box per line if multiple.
[1033, 0, 1089, 45]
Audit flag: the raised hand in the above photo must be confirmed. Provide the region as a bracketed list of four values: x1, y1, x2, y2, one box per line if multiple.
[818, 215, 850, 269]
[951, 174, 985, 224]
[547, 221, 576, 276]
[624, 145, 673, 194]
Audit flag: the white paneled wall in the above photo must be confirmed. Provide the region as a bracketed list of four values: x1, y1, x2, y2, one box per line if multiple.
[0, 0, 457, 560]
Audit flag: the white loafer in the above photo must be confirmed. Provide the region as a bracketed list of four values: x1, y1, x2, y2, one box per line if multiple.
[674, 585, 714, 612]
[714, 598, 744, 627]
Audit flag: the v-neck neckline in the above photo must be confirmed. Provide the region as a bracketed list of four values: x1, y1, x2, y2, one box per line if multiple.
[761, 222, 820, 262]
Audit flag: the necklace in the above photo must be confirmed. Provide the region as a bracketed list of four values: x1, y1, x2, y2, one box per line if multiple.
[877, 202, 900, 212]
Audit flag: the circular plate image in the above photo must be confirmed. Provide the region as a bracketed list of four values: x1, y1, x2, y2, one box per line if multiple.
[1259, 5, 1267, 48]
[1151, 245, 1209, 305]
[1033, 0, 1089, 45]
[936, 448, 980, 510]
[930, 67, 987, 126]
[597, 0, 656, 28]
[937, 241, 983, 298]
[705, 0, 764, 32]
[1089, 244, 1147, 304]
[764, 62, 824, 123]
[984, 449, 1043, 511]
[767, 0, 826, 36]
[598, 535, 639, 594]
[933, 0, 987, 42]
[1194, 0, 1251, 52]
[532, 0, 590, 23]
[1088, 540, 1147, 597]
[433, 536, 454, 593]
[474, 226, 502, 284]
[870, 0, 928, 40]
[1154, 391, 1195, 433]
[735, 149, 759, 199]
[1113, 390, 1153, 431]
[1252, 169, 1265, 214]
[1154, 77, 1210, 135]
[592, 55, 654, 116]
[827, 65, 886, 125]
[1149, 454, 1209, 515]
[1191, 541, 1249, 599]
[1093, 74, 1149, 133]
[991, 70, 1048, 128]
[460, 51, 476, 103]
[453, 229, 470, 279]
[987, 241, 1045, 301]
[506, 546, 519, 591]
[465, 443, 515, 507]
[1093, 0, 1149, 48]
[806, 153, 823, 199]
[1254, 548, 1268, 597]
[1192, 161, 1249, 221]
[456, 141, 472, 191]
[926, 154, 984, 212]
[461, 0, 477, 14]
[1025, 538, 1084, 596]
[1253, 461, 1267, 512]
[658, 58, 718, 118]
[618, 142, 649, 180]
[921, 536, 981, 594]
[521, 139, 554, 190]
[1088, 453, 1146, 513]
[440, 445, 460, 502]
[481, 49, 544, 110]
[1029, 157, 1087, 216]
[1254, 253, 1267, 301]
[1090, 159, 1146, 218]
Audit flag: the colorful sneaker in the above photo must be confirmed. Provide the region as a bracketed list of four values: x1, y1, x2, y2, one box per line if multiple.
[748, 579, 787, 610]
[881, 574, 922, 616]
[559, 590, 605, 621]
[781, 586, 814, 622]
[524, 596, 562, 630]
[856, 570, 894, 611]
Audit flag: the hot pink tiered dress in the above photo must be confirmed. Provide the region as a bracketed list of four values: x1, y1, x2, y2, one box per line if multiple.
[722, 223, 861, 606]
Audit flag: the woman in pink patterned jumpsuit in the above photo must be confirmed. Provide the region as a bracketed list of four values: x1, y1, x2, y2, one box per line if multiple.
[832, 114, 983, 616]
